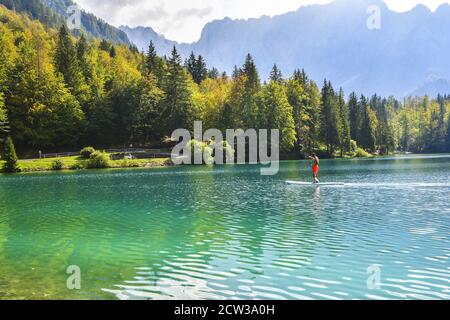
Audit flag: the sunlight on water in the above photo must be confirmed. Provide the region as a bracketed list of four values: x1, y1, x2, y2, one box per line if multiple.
[0, 155, 449, 300]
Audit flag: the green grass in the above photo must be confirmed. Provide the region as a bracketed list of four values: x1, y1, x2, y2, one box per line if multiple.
[0, 155, 171, 173]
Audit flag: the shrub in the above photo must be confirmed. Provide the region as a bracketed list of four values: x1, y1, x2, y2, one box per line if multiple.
[120, 159, 140, 168]
[2, 137, 20, 173]
[69, 163, 84, 170]
[51, 159, 64, 170]
[354, 148, 371, 158]
[86, 151, 110, 169]
[80, 147, 96, 159]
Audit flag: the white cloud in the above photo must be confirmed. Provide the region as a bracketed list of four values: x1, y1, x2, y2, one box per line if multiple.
[75, 0, 450, 43]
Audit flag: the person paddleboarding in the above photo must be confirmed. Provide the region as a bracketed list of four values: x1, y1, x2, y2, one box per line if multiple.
[309, 153, 320, 184]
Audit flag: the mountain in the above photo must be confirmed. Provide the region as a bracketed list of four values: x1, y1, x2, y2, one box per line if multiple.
[121, 0, 450, 97]
[119, 25, 176, 55]
[0, 0, 130, 44]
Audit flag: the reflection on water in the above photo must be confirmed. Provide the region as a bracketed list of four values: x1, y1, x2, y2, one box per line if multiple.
[0, 155, 449, 300]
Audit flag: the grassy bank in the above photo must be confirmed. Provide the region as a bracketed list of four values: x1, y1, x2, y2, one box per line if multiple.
[0, 156, 172, 173]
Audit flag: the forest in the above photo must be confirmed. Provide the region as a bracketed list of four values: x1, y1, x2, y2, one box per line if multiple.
[0, 5, 450, 159]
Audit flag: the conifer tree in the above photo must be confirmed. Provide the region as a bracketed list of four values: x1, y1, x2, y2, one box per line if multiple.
[348, 92, 359, 141]
[2, 136, 19, 173]
[338, 88, 351, 156]
[320, 80, 341, 155]
[195, 55, 208, 84]
[269, 64, 283, 84]
[54, 24, 84, 95]
[358, 95, 376, 152]
[161, 46, 193, 134]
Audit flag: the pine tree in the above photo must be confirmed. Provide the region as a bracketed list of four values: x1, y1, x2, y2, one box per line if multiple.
[195, 55, 208, 84]
[239, 54, 261, 128]
[358, 95, 376, 152]
[76, 34, 90, 79]
[160, 46, 193, 134]
[269, 64, 283, 83]
[338, 88, 351, 156]
[186, 52, 197, 80]
[99, 39, 111, 52]
[109, 45, 116, 58]
[144, 40, 164, 84]
[2, 136, 19, 173]
[348, 92, 359, 141]
[232, 65, 242, 79]
[146, 41, 158, 73]
[320, 80, 341, 155]
[186, 53, 208, 84]
[243, 54, 260, 92]
[208, 67, 219, 79]
[54, 24, 84, 95]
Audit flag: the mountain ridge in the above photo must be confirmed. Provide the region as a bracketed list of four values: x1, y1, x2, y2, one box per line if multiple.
[121, 0, 450, 97]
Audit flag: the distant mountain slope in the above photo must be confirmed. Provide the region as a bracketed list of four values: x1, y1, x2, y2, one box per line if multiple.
[121, 0, 450, 97]
[119, 25, 175, 55]
[0, 0, 130, 44]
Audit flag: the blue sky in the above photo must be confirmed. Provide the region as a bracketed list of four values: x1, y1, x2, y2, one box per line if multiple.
[75, 0, 450, 42]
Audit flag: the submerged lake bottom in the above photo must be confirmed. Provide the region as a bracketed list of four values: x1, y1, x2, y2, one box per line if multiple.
[0, 155, 449, 300]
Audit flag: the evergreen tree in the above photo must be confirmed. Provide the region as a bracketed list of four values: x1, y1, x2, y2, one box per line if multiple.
[348, 92, 359, 141]
[243, 54, 260, 92]
[269, 64, 283, 83]
[195, 55, 208, 84]
[239, 54, 261, 128]
[186, 53, 207, 84]
[99, 39, 111, 52]
[186, 52, 197, 80]
[232, 65, 242, 79]
[320, 80, 341, 155]
[160, 46, 193, 134]
[145, 40, 164, 84]
[109, 45, 116, 58]
[370, 95, 395, 154]
[208, 67, 219, 79]
[76, 34, 90, 79]
[54, 24, 85, 95]
[358, 95, 376, 152]
[293, 69, 308, 86]
[146, 41, 158, 73]
[2, 136, 19, 173]
[338, 88, 351, 156]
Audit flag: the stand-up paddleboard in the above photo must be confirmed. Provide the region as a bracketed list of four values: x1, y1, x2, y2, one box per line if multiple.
[286, 181, 345, 186]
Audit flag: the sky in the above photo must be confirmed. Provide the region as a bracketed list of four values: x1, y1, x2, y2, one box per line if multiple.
[75, 0, 450, 43]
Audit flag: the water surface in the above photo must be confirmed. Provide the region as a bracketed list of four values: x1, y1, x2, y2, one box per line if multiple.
[0, 155, 449, 300]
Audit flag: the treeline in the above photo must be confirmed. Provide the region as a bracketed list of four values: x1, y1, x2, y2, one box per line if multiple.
[0, 6, 449, 157]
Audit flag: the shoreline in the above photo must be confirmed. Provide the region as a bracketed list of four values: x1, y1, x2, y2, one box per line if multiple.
[2, 153, 448, 175]
[0, 157, 173, 174]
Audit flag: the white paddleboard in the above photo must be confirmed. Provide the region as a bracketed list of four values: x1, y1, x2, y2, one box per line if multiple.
[286, 181, 345, 186]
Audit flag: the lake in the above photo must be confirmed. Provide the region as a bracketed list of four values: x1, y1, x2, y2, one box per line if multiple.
[0, 155, 449, 300]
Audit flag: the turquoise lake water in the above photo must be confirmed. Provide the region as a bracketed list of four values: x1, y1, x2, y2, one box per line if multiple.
[0, 155, 449, 300]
